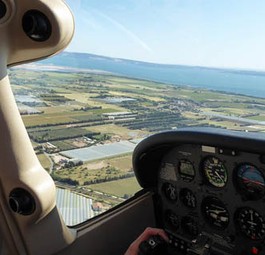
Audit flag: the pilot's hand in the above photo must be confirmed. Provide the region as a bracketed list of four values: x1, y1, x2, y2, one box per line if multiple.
[124, 227, 169, 255]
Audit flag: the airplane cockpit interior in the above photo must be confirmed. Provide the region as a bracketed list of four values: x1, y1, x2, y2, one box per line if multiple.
[1, 0, 265, 255]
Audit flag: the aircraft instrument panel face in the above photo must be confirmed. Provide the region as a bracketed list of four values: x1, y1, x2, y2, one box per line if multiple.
[157, 144, 265, 254]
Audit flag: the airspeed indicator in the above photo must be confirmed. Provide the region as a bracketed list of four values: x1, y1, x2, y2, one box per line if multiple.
[202, 156, 227, 188]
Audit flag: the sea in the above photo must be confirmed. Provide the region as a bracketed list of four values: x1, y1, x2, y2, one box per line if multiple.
[39, 52, 265, 99]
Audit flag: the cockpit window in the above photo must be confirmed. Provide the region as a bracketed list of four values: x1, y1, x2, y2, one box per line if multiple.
[9, 0, 265, 225]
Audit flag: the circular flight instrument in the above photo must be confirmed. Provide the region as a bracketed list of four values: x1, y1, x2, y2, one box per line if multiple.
[201, 196, 229, 229]
[165, 210, 179, 230]
[181, 216, 199, 237]
[236, 164, 265, 200]
[162, 183, 178, 202]
[236, 207, 265, 240]
[179, 159, 195, 182]
[179, 188, 197, 208]
[202, 156, 228, 188]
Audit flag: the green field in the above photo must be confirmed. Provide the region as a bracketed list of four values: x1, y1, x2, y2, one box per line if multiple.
[89, 177, 141, 198]
[29, 127, 98, 143]
[37, 153, 51, 171]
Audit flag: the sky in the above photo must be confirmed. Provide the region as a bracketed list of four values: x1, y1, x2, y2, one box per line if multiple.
[65, 0, 265, 70]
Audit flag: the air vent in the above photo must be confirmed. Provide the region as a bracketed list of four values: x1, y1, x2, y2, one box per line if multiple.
[9, 188, 36, 215]
[22, 10, 52, 42]
[0, 0, 7, 19]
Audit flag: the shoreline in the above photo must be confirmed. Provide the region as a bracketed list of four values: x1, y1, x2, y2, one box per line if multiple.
[10, 63, 265, 101]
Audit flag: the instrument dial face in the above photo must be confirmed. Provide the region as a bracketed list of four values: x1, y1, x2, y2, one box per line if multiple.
[201, 196, 229, 229]
[236, 207, 265, 240]
[236, 164, 265, 200]
[162, 183, 178, 202]
[165, 210, 179, 230]
[179, 160, 195, 182]
[179, 188, 197, 208]
[202, 156, 228, 188]
[181, 216, 199, 237]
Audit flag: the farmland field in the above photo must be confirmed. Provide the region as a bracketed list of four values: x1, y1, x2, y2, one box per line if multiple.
[10, 66, 265, 214]
[37, 153, 51, 171]
[89, 177, 141, 198]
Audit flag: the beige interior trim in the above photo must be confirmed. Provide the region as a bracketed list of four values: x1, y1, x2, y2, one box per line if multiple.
[0, 0, 76, 254]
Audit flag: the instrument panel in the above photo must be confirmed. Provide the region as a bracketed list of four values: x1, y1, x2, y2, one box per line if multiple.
[133, 128, 265, 255]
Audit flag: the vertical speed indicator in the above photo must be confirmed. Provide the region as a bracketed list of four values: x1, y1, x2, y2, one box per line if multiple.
[202, 156, 228, 188]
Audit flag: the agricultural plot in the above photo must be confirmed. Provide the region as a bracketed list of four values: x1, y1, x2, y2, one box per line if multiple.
[29, 127, 99, 143]
[88, 177, 141, 198]
[50, 140, 80, 151]
[37, 153, 51, 171]
[53, 162, 134, 186]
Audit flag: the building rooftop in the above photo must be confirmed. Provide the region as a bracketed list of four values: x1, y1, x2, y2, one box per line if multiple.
[56, 187, 94, 226]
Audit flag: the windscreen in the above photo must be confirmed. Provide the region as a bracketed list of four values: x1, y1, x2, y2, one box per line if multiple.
[9, 0, 265, 226]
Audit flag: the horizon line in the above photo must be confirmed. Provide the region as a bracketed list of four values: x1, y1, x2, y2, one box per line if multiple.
[63, 51, 265, 73]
